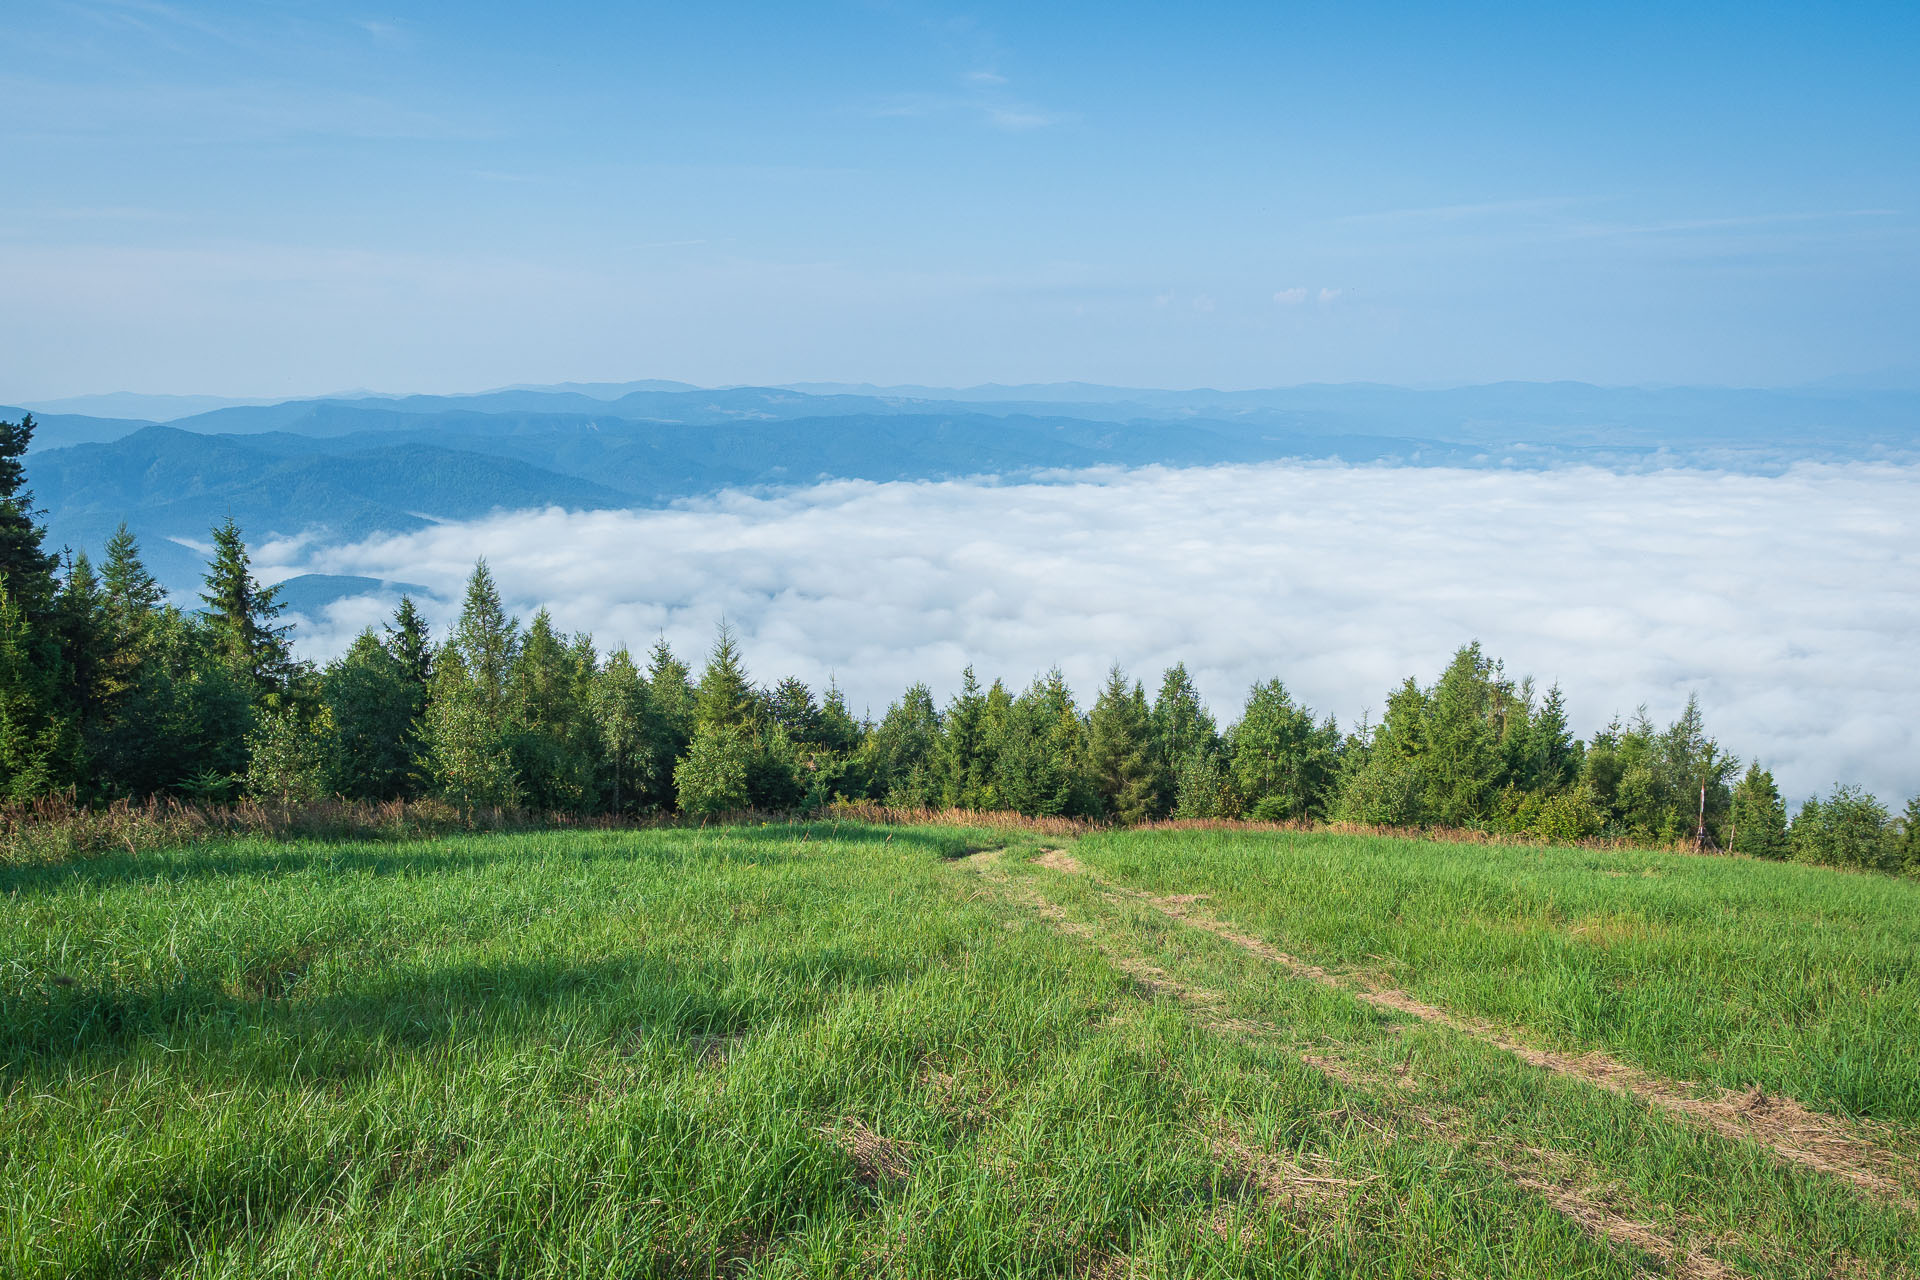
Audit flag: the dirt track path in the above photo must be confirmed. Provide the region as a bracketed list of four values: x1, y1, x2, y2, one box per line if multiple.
[1028, 848, 1920, 1215]
[960, 848, 1749, 1279]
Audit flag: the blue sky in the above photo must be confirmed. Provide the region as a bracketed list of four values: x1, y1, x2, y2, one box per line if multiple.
[4, 0, 1917, 398]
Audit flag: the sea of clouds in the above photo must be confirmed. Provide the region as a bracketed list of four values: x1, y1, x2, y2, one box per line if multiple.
[263, 461, 1920, 805]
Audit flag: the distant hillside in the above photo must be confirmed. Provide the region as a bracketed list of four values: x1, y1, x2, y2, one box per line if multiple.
[32, 427, 634, 592]
[18, 380, 1917, 595]
[4, 406, 159, 451]
[271, 573, 433, 620]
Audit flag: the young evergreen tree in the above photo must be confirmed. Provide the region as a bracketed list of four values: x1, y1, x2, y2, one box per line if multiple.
[990, 672, 1093, 817]
[1421, 643, 1504, 826]
[385, 595, 434, 689]
[766, 676, 823, 743]
[1729, 764, 1791, 858]
[674, 721, 753, 816]
[592, 646, 654, 814]
[102, 522, 165, 619]
[1790, 784, 1895, 871]
[449, 561, 518, 721]
[54, 552, 112, 767]
[866, 682, 941, 806]
[199, 518, 296, 697]
[694, 622, 756, 735]
[990, 699, 1073, 817]
[1657, 695, 1739, 845]
[817, 677, 865, 754]
[646, 638, 697, 810]
[1513, 683, 1579, 793]
[420, 647, 520, 810]
[0, 580, 69, 799]
[506, 610, 599, 812]
[1229, 679, 1341, 822]
[0, 414, 57, 614]
[937, 667, 993, 809]
[1898, 796, 1920, 875]
[1149, 663, 1217, 816]
[1086, 666, 1156, 823]
[96, 526, 167, 740]
[321, 629, 420, 800]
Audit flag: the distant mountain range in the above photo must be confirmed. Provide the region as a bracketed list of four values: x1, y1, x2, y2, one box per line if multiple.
[12, 379, 1918, 614]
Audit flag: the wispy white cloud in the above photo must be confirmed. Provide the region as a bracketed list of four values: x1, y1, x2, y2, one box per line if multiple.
[1273, 287, 1308, 305]
[269, 461, 1920, 805]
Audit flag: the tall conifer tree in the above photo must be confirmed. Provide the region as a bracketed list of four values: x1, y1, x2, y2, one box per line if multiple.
[199, 518, 294, 695]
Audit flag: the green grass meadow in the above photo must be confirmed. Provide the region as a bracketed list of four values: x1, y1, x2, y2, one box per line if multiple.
[4, 823, 1917, 1277]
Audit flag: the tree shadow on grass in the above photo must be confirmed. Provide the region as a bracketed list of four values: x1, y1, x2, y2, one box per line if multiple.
[0, 820, 970, 896]
[4, 936, 919, 1085]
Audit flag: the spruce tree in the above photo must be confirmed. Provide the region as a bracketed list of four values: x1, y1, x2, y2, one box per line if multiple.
[507, 610, 599, 812]
[1524, 683, 1579, 792]
[592, 647, 653, 813]
[321, 629, 420, 799]
[0, 414, 56, 613]
[766, 676, 824, 743]
[384, 595, 434, 689]
[54, 553, 112, 787]
[674, 721, 752, 816]
[199, 518, 295, 695]
[421, 647, 520, 809]
[450, 561, 518, 721]
[1149, 663, 1218, 817]
[937, 667, 992, 808]
[1899, 796, 1920, 874]
[102, 523, 164, 619]
[646, 638, 697, 809]
[1422, 643, 1502, 825]
[817, 676, 864, 754]
[0, 580, 69, 799]
[866, 683, 941, 806]
[1730, 764, 1790, 858]
[1229, 679, 1341, 822]
[1087, 666, 1155, 823]
[694, 622, 756, 735]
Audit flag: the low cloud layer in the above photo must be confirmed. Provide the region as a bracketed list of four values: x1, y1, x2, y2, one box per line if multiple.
[267, 462, 1920, 805]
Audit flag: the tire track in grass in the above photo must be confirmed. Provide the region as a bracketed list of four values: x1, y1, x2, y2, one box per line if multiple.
[964, 849, 1744, 1279]
[1034, 849, 1920, 1215]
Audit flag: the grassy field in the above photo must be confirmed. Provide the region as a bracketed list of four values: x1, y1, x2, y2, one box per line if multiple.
[4, 823, 1918, 1278]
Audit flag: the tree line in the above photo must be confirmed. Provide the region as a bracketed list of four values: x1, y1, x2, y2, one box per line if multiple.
[3, 413, 1915, 872]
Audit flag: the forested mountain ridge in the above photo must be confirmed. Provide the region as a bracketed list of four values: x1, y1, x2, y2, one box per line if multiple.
[30, 426, 635, 590]
[17, 379, 1920, 607]
[25, 411, 1454, 596]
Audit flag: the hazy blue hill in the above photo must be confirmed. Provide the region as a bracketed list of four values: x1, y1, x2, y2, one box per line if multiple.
[5, 406, 159, 451]
[23, 380, 1916, 597]
[272, 573, 432, 619]
[775, 382, 1920, 453]
[20, 392, 279, 422]
[152, 410, 1457, 493]
[32, 427, 635, 593]
[159, 387, 934, 434]
[27, 382, 1920, 457]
